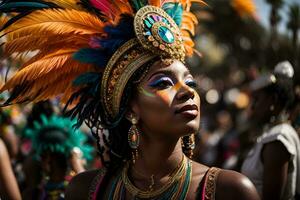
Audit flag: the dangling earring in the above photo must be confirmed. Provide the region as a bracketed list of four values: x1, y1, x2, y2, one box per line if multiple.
[270, 105, 275, 111]
[181, 134, 195, 159]
[128, 117, 140, 163]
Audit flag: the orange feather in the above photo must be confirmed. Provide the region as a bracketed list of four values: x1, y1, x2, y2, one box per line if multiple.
[148, 0, 161, 7]
[183, 11, 198, 24]
[4, 34, 89, 55]
[43, 0, 83, 10]
[181, 20, 195, 35]
[1, 49, 82, 90]
[4, 9, 105, 40]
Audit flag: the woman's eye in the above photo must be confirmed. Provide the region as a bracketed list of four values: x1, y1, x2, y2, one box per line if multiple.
[185, 80, 198, 89]
[149, 77, 173, 89]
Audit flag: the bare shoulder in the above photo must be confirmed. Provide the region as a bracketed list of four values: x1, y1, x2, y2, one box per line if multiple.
[216, 169, 260, 200]
[66, 169, 104, 200]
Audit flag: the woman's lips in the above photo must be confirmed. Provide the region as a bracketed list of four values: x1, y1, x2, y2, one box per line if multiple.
[175, 104, 199, 119]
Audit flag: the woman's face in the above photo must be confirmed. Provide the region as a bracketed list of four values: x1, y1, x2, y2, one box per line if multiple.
[249, 89, 274, 124]
[130, 60, 201, 139]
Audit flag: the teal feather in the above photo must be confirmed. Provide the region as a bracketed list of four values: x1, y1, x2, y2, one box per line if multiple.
[0, 2, 50, 11]
[73, 72, 99, 86]
[23, 114, 94, 161]
[162, 3, 183, 26]
[130, 0, 148, 11]
[73, 48, 108, 66]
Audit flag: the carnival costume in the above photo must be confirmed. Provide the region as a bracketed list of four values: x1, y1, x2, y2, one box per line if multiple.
[0, 0, 217, 199]
[24, 114, 93, 200]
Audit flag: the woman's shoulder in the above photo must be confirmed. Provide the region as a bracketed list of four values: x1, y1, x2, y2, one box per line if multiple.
[66, 168, 106, 200]
[215, 169, 260, 200]
[191, 162, 259, 200]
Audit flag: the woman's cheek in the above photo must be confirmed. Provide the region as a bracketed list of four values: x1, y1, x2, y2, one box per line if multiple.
[154, 82, 182, 105]
[155, 90, 171, 105]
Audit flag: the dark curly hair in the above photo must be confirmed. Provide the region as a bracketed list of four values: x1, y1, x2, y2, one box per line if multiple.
[264, 74, 294, 111]
[65, 57, 156, 171]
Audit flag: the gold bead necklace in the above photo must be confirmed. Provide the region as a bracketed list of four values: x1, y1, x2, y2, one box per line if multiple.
[121, 155, 188, 198]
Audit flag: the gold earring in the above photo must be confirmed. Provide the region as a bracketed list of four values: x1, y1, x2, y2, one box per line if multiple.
[128, 117, 140, 163]
[181, 134, 195, 159]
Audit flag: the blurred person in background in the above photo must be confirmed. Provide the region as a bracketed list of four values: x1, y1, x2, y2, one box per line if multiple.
[290, 86, 300, 136]
[241, 61, 300, 200]
[0, 107, 19, 160]
[0, 138, 21, 200]
[20, 101, 56, 191]
[22, 114, 93, 200]
[195, 110, 239, 169]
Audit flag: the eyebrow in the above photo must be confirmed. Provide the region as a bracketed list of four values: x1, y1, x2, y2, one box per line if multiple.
[147, 68, 192, 81]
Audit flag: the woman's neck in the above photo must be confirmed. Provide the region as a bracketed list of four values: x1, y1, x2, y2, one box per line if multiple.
[131, 135, 184, 181]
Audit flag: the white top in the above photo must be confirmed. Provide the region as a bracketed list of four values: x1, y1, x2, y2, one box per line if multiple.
[241, 123, 300, 200]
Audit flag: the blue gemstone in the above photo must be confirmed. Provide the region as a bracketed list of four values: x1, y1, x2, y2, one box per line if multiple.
[147, 16, 155, 24]
[158, 26, 174, 43]
[145, 31, 151, 36]
[144, 20, 152, 28]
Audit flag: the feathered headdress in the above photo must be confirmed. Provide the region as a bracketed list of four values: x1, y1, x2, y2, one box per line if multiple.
[0, 0, 204, 126]
[24, 114, 93, 160]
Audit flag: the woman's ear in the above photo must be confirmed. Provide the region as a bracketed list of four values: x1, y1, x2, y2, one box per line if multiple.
[126, 99, 140, 121]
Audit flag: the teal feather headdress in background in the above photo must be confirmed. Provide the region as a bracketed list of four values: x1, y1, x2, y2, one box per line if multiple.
[24, 114, 93, 161]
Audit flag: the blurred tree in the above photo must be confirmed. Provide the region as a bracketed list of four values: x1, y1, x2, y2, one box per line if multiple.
[265, 0, 284, 39]
[195, 0, 265, 72]
[287, 3, 300, 69]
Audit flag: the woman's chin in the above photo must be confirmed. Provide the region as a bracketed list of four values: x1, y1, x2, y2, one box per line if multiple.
[176, 124, 199, 136]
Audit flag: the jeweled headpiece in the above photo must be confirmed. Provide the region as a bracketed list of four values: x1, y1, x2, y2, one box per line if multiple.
[0, 0, 204, 125]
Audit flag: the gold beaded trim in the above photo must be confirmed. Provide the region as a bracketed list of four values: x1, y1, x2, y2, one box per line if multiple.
[88, 168, 107, 200]
[204, 167, 221, 200]
[101, 39, 156, 119]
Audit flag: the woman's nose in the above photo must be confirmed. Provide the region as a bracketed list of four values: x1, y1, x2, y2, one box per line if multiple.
[176, 83, 195, 101]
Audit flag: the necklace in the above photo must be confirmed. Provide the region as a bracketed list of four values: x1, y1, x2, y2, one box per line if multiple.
[108, 155, 192, 200]
[130, 155, 185, 192]
[131, 166, 155, 191]
[40, 180, 68, 200]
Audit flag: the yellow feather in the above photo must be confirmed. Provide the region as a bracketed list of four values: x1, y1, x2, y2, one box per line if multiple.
[4, 9, 105, 40]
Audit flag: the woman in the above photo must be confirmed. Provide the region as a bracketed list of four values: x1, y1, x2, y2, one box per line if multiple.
[0, 0, 259, 199]
[242, 61, 300, 200]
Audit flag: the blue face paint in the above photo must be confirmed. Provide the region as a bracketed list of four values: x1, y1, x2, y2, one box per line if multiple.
[148, 76, 174, 89]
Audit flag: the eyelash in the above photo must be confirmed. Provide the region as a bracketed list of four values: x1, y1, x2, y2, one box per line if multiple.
[149, 77, 198, 89]
[149, 77, 173, 89]
[185, 80, 198, 89]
